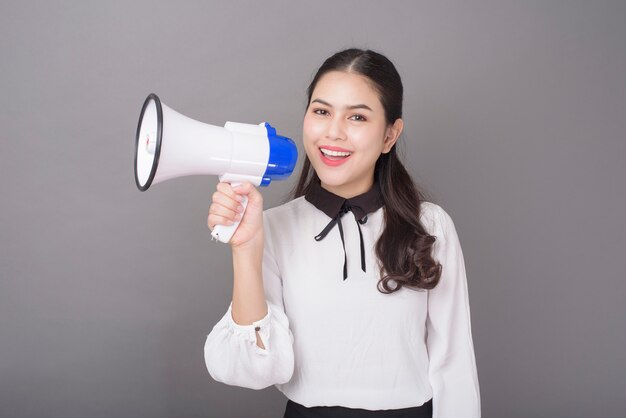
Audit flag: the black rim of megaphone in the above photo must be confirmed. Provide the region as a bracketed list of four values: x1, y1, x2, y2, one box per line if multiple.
[134, 93, 163, 191]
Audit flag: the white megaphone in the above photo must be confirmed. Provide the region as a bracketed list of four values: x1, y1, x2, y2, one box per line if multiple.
[134, 93, 298, 243]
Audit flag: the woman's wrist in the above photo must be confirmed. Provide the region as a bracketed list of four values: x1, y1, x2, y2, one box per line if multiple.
[231, 234, 263, 260]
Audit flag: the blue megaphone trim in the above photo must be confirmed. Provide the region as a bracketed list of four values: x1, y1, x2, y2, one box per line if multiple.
[261, 123, 298, 186]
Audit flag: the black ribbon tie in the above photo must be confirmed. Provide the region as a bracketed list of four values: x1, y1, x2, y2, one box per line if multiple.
[305, 181, 383, 281]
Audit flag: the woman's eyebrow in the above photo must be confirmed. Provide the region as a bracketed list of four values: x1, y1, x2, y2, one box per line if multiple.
[311, 98, 373, 111]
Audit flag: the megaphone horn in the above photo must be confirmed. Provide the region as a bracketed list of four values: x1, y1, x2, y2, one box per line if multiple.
[134, 93, 298, 243]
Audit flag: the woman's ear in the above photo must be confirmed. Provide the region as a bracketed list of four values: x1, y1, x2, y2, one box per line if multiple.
[382, 118, 404, 153]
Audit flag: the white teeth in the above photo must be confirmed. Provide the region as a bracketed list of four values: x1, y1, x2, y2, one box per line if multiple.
[320, 148, 352, 157]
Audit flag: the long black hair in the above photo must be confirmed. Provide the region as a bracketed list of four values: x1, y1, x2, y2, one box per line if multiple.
[292, 48, 442, 293]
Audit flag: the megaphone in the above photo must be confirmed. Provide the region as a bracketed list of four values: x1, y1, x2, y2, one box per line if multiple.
[134, 93, 298, 243]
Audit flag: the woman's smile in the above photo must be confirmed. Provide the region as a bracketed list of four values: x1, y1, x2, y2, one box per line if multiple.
[319, 145, 353, 166]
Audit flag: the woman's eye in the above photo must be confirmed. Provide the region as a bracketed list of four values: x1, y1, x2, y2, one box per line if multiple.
[350, 114, 367, 122]
[313, 109, 329, 116]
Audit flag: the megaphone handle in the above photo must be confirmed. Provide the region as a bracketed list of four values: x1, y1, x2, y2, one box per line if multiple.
[211, 182, 248, 243]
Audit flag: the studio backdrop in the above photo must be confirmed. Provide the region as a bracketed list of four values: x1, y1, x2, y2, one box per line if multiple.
[1, 1, 625, 417]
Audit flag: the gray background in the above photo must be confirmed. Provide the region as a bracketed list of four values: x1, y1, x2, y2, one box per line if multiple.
[1, 1, 625, 417]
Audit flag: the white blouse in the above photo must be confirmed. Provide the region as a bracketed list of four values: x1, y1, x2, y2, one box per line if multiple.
[204, 197, 481, 417]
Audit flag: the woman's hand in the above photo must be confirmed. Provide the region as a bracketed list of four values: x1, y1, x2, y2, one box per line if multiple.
[207, 181, 264, 250]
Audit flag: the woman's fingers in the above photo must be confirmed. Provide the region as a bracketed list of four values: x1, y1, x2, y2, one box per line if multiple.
[208, 203, 243, 229]
[207, 181, 264, 242]
[206, 181, 264, 247]
[211, 191, 244, 216]
[231, 182, 262, 206]
[216, 182, 244, 203]
[208, 183, 245, 230]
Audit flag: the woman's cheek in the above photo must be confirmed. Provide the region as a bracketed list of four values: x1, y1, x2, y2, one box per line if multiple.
[304, 115, 328, 139]
[302, 132, 319, 161]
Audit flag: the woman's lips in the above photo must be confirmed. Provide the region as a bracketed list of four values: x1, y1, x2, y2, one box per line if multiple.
[320, 147, 352, 167]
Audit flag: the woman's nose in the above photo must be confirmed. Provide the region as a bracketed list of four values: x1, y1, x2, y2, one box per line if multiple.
[325, 117, 346, 141]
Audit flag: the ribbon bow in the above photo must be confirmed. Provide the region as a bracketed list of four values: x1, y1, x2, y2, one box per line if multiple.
[304, 181, 383, 281]
[314, 203, 369, 280]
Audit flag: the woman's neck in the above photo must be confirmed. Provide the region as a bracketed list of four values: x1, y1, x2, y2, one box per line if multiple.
[319, 178, 375, 199]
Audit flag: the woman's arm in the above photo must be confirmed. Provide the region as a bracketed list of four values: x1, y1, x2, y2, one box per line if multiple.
[205, 182, 295, 389]
[426, 205, 481, 418]
[209, 181, 268, 348]
[232, 241, 268, 349]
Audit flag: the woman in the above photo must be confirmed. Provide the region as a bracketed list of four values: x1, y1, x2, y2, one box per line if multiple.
[205, 48, 480, 418]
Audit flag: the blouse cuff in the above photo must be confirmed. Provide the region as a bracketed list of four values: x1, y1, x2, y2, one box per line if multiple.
[225, 302, 272, 353]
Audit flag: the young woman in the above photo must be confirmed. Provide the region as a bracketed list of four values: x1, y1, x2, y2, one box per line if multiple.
[205, 49, 480, 418]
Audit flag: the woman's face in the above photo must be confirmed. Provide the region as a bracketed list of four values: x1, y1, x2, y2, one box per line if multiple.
[303, 70, 402, 198]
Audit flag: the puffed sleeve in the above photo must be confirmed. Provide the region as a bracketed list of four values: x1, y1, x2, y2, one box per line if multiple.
[203, 212, 295, 390]
[426, 206, 481, 417]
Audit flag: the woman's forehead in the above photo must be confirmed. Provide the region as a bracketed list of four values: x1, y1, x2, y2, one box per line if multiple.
[311, 71, 383, 110]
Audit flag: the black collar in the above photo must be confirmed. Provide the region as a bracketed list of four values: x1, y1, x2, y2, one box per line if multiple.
[304, 180, 383, 222]
[305, 181, 384, 280]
